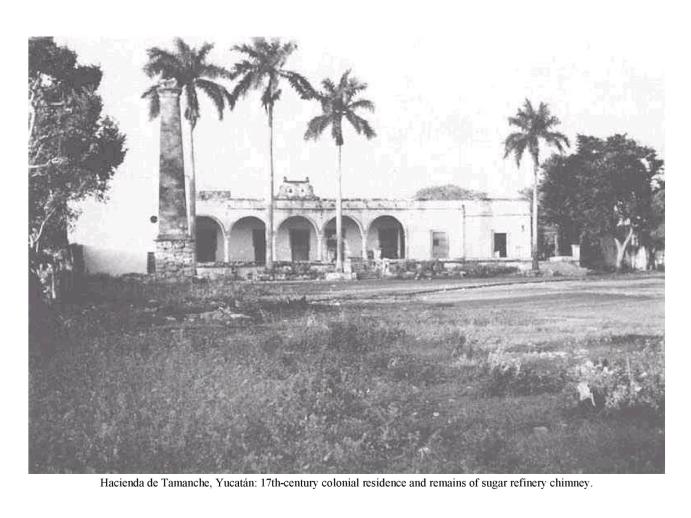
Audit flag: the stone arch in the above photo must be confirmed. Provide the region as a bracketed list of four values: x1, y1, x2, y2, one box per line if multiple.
[228, 216, 266, 264]
[195, 215, 226, 263]
[276, 215, 320, 262]
[366, 215, 406, 259]
[321, 215, 364, 262]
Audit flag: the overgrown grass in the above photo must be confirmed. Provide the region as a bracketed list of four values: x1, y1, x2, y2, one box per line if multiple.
[29, 276, 664, 473]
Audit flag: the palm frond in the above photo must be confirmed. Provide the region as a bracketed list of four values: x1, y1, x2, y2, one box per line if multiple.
[544, 131, 570, 153]
[346, 77, 368, 93]
[261, 85, 281, 110]
[173, 37, 192, 62]
[226, 72, 255, 109]
[143, 47, 183, 79]
[280, 70, 317, 99]
[338, 70, 351, 89]
[508, 113, 530, 131]
[207, 64, 234, 80]
[345, 111, 376, 139]
[231, 43, 262, 59]
[504, 132, 528, 167]
[321, 78, 336, 95]
[331, 117, 343, 146]
[304, 114, 332, 141]
[195, 78, 229, 120]
[349, 98, 375, 112]
[141, 85, 160, 120]
[196, 42, 214, 65]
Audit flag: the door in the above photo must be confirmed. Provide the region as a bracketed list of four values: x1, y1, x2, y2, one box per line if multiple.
[378, 228, 399, 259]
[493, 232, 507, 258]
[290, 229, 310, 261]
[252, 229, 266, 264]
[196, 226, 217, 262]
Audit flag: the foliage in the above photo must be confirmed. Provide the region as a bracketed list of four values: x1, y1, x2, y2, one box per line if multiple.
[303, 70, 376, 146]
[141, 38, 232, 129]
[226, 38, 315, 111]
[503, 99, 570, 167]
[28, 37, 126, 257]
[414, 184, 488, 201]
[482, 350, 569, 397]
[571, 349, 664, 413]
[540, 134, 664, 268]
[649, 180, 665, 250]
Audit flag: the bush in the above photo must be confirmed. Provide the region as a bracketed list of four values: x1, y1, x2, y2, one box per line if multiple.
[571, 351, 664, 413]
[482, 351, 569, 397]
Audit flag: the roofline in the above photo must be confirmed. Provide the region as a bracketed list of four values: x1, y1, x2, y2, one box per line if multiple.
[199, 192, 527, 203]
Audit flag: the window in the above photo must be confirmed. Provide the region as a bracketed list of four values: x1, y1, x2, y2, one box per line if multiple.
[431, 231, 449, 259]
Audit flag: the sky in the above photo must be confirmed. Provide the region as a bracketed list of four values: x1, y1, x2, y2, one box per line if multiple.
[59, 20, 664, 256]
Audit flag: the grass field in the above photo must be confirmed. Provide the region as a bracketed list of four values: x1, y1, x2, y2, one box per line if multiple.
[29, 274, 664, 473]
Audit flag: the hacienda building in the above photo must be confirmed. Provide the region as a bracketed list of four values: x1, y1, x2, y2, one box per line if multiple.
[194, 177, 531, 267]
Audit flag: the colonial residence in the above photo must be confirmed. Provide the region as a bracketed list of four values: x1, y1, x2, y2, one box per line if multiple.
[194, 177, 531, 268]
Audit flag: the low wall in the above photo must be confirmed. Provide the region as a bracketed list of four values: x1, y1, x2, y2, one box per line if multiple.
[196, 258, 535, 282]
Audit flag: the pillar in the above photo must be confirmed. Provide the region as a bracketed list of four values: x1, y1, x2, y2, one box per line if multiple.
[155, 79, 195, 278]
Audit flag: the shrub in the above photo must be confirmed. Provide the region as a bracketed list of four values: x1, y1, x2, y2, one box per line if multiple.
[571, 351, 664, 413]
[482, 351, 569, 397]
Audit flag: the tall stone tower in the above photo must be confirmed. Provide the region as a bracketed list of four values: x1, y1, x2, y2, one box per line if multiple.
[155, 79, 195, 277]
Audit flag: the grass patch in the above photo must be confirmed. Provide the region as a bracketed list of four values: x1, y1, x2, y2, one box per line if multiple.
[29, 277, 664, 473]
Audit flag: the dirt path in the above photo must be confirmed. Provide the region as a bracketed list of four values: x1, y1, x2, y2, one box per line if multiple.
[286, 272, 665, 304]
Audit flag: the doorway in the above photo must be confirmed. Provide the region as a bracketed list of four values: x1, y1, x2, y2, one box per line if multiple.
[493, 232, 507, 258]
[252, 229, 266, 264]
[290, 229, 310, 261]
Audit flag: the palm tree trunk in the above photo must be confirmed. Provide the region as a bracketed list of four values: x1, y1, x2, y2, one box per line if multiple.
[189, 124, 197, 274]
[336, 145, 343, 272]
[266, 106, 275, 271]
[532, 161, 540, 271]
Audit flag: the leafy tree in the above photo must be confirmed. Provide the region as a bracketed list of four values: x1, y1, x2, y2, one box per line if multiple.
[649, 179, 664, 265]
[29, 37, 126, 264]
[142, 38, 232, 261]
[503, 99, 570, 270]
[227, 38, 315, 270]
[304, 70, 376, 271]
[539, 155, 582, 254]
[414, 184, 488, 201]
[540, 134, 664, 270]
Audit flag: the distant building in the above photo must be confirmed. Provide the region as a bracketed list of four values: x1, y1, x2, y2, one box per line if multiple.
[195, 178, 531, 265]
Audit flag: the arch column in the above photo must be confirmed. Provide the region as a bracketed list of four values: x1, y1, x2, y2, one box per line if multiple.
[317, 229, 324, 261]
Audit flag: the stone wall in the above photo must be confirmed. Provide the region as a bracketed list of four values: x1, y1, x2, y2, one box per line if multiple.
[155, 238, 195, 278]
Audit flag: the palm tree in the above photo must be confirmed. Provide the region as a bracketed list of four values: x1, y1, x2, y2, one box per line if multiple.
[142, 38, 232, 264]
[226, 38, 315, 270]
[504, 99, 569, 271]
[304, 71, 376, 271]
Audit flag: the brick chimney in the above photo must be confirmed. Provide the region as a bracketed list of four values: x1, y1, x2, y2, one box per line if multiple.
[155, 79, 195, 277]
